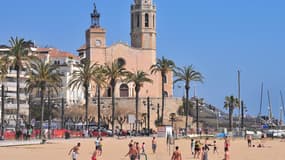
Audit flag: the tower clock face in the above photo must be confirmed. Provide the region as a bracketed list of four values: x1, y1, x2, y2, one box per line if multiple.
[95, 40, 101, 46]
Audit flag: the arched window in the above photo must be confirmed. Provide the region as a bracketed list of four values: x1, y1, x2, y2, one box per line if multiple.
[107, 87, 111, 97]
[117, 58, 126, 67]
[131, 14, 134, 29]
[145, 13, 149, 27]
[120, 84, 129, 97]
[164, 91, 169, 97]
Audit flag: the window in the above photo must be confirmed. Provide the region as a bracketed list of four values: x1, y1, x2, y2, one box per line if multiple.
[145, 13, 149, 27]
[120, 84, 129, 97]
[137, 14, 140, 27]
[164, 91, 169, 97]
[153, 15, 155, 28]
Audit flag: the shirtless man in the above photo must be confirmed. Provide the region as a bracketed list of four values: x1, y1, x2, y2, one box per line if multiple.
[125, 144, 138, 160]
[68, 142, 80, 160]
[171, 146, 182, 160]
[152, 137, 157, 153]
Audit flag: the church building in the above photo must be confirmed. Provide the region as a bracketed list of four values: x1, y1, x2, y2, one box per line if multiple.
[78, 0, 173, 98]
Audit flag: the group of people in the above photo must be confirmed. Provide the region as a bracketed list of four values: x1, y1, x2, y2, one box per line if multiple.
[68, 136, 103, 160]
[125, 137, 157, 160]
[168, 135, 228, 160]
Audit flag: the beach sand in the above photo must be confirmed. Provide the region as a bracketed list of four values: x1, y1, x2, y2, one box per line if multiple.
[0, 137, 284, 160]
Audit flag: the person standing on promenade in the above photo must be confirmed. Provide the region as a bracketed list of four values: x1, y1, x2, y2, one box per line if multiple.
[171, 146, 182, 160]
[152, 137, 157, 153]
[125, 143, 138, 160]
[68, 142, 80, 160]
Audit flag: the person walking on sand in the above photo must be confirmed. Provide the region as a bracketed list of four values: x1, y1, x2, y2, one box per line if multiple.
[213, 140, 218, 154]
[152, 137, 157, 153]
[68, 142, 80, 160]
[224, 136, 230, 151]
[171, 146, 182, 160]
[125, 143, 138, 160]
[91, 150, 98, 160]
[191, 139, 195, 155]
[247, 134, 252, 147]
[201, 147, 208, 160]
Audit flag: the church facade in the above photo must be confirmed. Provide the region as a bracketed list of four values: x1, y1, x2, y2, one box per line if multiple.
[78, 0, 173, 98]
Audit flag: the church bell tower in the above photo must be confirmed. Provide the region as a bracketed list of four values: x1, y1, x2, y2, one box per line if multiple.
[85, 2, 106, 59]
[131, 0, 156, 50]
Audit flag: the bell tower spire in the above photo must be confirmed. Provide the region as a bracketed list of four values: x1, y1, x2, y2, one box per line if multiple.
[131, 0, 156, 50]
[91, 2, 100, 27]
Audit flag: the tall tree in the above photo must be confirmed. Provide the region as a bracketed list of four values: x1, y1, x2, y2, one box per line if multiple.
[224, 95, 239, 131]
[150, 56, 175, 125]
[105, 60, 128, 135]
[69, 59, 97, 130]
[174, 65, 203, 135]
[0, 56, 10, 138]
[126, 70, 153, 134]
[7, 37, 32, 130]
[25, 58, 61, 138]
[92, 65, 107, 128]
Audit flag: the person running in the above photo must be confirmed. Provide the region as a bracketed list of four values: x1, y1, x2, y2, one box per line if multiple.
[224, 147, 230, 160]
[68, 142, 80, 160]
[91, 150, 98, 160]
[201, 147, 208, 160]
[224, 136, 230, 151]
[125, 144, 138, 160]
[171, 146, 182, 160]
[213, 140, 218, 154]
[194, 140, 201, 159]
[191, 139, 195, 155]
[152, 137, 157, 153]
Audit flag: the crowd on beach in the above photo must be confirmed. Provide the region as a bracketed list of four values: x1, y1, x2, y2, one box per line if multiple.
[66, 132, 284, 160]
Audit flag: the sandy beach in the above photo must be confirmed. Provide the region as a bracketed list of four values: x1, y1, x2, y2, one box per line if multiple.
[0, 137, 285, 160]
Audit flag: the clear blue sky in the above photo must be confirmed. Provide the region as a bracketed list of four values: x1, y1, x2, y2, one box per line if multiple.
[1, 0, 285, 118]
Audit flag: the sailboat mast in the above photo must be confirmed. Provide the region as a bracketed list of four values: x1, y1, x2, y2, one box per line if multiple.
[258, 83, 263, 117]
[267, 90, 273, 121]
[280, 91, 285, 122]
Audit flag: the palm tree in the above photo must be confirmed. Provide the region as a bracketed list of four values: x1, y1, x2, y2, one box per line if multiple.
[0, 56, 10, 138]
[92, 65, 107, 128]
[224, 95, 239, 131]
[150, 56, 175, 125]
[174, 65, 203, 135]
[25, 58, 61, 138]
[126, 70, 153, 134]
[69, 59, 97, 130]
[105, 60, 128, 135]
[6, 37, 32, 130]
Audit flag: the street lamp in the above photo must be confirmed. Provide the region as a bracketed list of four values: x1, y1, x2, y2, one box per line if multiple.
[142, 97, 152, 136]
[1, 84, 5, 140]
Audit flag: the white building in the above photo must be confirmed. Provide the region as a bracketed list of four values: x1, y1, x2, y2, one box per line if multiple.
[35, 48, 84, 105]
